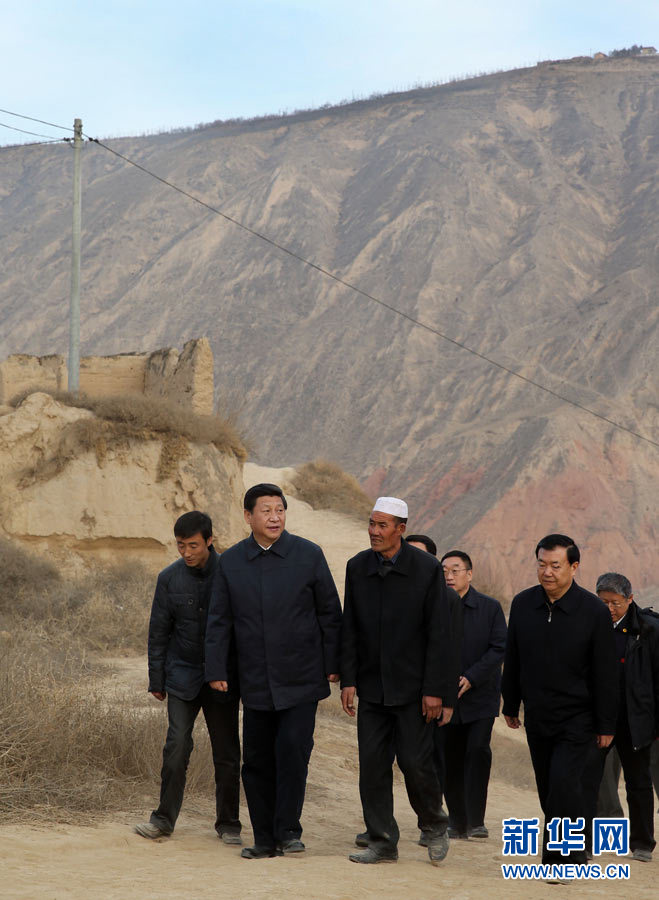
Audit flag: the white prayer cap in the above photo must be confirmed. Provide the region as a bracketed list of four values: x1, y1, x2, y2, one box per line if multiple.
[373, 496, 408, 519]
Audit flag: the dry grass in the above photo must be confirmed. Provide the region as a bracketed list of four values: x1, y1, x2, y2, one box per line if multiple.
[0, 537, 153, 652]
[291, 460, 373, 520]
[0, 625, 215, 820]
[11, 390, 248, 485]
[0, 538, 217, 818]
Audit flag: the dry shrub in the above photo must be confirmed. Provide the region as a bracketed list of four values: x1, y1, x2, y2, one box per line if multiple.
[0, 538, 152, 652]
[0, 625, 215, 818]
[291, 460, 373, 520]
[12, 390, 248, 485]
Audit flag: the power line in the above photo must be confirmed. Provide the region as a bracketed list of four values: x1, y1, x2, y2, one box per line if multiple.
[86, 135, 658, 451]
[0, 107, 73, 133]
[0, 120, 64, 140]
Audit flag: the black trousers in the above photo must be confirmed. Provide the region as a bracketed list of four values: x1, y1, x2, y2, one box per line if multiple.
[596, 748, 623, 817]
[241, 701, 317, 849]
[443, 717, 494, 832]
[150, 685, 241, 835]
[588, 722, 656, 852]
[358, 698, 448, 853]
[526, 731, 593, 863]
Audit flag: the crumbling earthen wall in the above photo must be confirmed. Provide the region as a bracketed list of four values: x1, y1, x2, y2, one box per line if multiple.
[0, 338, 214, 415]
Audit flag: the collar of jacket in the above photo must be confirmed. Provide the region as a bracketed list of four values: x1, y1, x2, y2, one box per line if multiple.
[624, 601, 642, 636]
[534, 579, 581, 614]
[365, 539, 413, 577]
[245, 530, 292, 560]
[462, 586, 478, 608]
[189, 544, 217, 578]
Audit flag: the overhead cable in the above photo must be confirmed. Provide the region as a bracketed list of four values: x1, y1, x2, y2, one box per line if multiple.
[86, 135, 658, 451]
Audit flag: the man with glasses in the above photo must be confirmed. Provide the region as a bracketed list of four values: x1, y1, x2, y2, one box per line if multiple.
[439, 550, 507, 840]
[585, 572, 659, 863]
[501, 534, 618, 869]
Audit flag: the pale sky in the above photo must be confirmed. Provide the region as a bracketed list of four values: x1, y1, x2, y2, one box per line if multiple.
[1, 1, 658, 145]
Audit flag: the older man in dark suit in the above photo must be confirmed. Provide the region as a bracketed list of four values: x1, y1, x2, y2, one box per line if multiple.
[439, 550, 506, 840]
[341, 497, 457, 866]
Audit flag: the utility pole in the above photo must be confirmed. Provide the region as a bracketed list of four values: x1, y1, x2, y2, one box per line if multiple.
[68, 117, 82, 392]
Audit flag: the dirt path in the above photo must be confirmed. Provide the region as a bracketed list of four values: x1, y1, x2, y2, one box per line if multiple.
[1, 661, 655, 899]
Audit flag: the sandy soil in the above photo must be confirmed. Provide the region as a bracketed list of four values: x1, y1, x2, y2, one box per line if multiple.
[2, 662, 655, 900]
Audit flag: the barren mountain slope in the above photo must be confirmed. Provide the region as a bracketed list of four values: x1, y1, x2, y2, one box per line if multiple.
[1, 57, 657, 594]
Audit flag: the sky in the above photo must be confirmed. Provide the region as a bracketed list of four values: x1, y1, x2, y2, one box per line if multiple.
[1, 1, 658, 146]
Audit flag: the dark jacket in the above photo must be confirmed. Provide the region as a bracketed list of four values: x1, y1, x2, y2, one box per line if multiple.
[616, 602, 659, 749]
[205, 530, 342, 711]
[452, 586, 507, 724]
[341, 540, 457, 707]
[501, 580, 618, 738]
[147, 546, 235, 702]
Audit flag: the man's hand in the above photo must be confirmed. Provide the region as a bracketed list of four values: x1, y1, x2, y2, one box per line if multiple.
[150, 691, 166, 701]
[438, 706, 453, 726]
[327, 673, 340, 683]
[209, 680, 228, 692]
[341, 686, 357, 717]
[504, 715, 521, 729]
[457, 676, 471, 698]
[421, 695, 443, 722]
[597, 734, 614, 748]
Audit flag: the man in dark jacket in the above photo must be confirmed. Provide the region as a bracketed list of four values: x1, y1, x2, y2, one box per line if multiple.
[440, 550, 507, 840]
[341, 497, 457, 866]
[206, 483, 342, 859]
[135, 511, 241, 843]
[586, 572, 659, 862]
[502, 533, 618, 866]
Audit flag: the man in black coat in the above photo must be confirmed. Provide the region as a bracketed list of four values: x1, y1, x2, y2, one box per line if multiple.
[440, 549, 507, 840]
[585, 572, 659, 862]
[341, 497, 457, 866]
[135, 511, 241, 843]
[206, 483, 342, 859]
[502, 533, 618, 866]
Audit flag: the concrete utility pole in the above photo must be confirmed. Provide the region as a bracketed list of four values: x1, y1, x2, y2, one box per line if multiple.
[68, 117, 82, 392]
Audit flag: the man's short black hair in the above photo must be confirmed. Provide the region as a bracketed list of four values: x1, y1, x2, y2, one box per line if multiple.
[244, 483, 288, 512]
[535, 533, 580, 565]
[405, 534, 437, 556]
[440, 549, 473, 570]
[174, 510, 212, 542]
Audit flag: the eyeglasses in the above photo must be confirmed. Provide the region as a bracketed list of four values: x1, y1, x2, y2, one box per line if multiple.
[442, 567, 468, 575]
[600, 598, 629, 609]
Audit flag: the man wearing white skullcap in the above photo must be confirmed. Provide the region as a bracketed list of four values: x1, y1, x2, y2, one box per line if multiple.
[341, 496, 458, 866]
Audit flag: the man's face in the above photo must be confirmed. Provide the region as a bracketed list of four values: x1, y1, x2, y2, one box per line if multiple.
[245, 495, 286, 547]
[368, 511, 405, 559]
[598, 589, 633, 624]
[536, 546, 579, 600]
[442, 556, 472, 598]
[176, 532, 212, 568]
[407, 541, 429, 553]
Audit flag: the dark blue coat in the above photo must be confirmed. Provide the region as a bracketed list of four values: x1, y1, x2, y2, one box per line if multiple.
[205, 531, 342, 711]
[341, 540, 457, 706]
[451, 586, 507, 723]
[147, 546, 236, 702]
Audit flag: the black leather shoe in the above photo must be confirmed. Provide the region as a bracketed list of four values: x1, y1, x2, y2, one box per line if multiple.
[447, 826, 468, 840]
[355, 831, 370, 847]
[218, 831, 243, 846]
[349, 847, 398, 864]
[428, 832, 450, 865]
[241, 845, 280, 859]
[280, 839, 305, 854]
